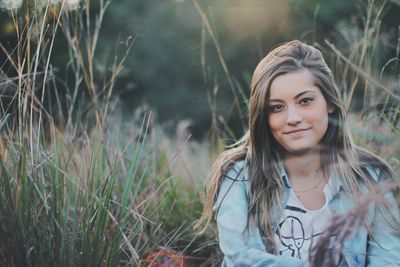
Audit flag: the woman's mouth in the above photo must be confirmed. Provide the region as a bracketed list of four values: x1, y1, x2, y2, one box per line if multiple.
[284, 128, 310, 136]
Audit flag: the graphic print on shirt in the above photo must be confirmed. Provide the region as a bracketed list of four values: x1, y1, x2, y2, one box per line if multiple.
[276, 205, 323, 259]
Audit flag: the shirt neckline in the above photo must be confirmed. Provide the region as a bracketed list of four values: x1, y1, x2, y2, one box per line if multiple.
[288, 177, 336, 213]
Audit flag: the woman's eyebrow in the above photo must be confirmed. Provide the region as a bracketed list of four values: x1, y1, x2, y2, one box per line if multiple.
[269, 90, 315, 102]
[293, 90, 314, 99]
[268, 98, 284, 103]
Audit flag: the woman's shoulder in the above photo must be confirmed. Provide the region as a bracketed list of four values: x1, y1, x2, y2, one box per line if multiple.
[214, 159, 250, 212]
[223, 159, 249, 182]
[361, 164, 382, 183]
[356, 146, 393, 183]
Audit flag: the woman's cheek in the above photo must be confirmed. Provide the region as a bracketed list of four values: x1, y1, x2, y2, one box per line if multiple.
[268, 114, 283, 131]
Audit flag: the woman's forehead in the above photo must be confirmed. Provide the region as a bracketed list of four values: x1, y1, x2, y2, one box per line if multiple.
[269, 69, 320, 100]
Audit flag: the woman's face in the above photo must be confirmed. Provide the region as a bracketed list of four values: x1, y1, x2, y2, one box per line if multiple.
[267, 69, 333, 154]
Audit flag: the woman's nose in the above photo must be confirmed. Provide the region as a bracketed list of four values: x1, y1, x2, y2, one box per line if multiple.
[286, 105, 303, 126]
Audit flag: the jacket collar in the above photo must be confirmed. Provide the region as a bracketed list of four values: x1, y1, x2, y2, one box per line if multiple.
[279, 165, 292, 189]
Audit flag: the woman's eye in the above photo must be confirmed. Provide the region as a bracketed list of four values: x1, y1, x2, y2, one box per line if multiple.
[299, 97, 314, 105]
[270, 104, 285, 113]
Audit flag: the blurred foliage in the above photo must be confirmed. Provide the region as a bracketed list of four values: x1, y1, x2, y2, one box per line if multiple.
[1, 0, 399, 139]
[102, 0, 399, 138]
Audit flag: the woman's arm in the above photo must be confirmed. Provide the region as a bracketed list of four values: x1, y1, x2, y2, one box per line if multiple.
[365, 166, 400, 266]
[367, 189, 400, 266]
[215, 164, 308, 267]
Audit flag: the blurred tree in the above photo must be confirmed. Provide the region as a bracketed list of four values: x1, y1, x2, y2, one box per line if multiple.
[100, 0, 208, 128]
[1, 0, 399, 138]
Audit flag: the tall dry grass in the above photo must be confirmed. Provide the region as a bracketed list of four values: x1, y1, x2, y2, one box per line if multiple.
[0, 1, 216, 266]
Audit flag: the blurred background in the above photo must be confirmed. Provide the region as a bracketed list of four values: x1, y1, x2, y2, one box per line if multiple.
[2, 0, 399, 139]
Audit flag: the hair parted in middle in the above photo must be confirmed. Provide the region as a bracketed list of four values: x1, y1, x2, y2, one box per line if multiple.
[195, 40, 393, 251]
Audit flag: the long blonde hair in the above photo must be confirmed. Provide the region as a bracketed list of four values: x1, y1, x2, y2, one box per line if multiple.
[195, 40, 394, 250]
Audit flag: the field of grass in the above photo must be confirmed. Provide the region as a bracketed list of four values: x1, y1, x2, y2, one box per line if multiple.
[0, 1, 399, 266]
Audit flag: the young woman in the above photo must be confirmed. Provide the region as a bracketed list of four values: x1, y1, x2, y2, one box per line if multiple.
[196, 40, 400, 266]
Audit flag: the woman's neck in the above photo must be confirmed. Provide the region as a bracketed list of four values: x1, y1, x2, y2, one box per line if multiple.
[283, 149, 322, 180]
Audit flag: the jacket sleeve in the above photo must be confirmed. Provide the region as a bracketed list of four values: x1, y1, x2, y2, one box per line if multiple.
[367, 189, 400, 266]
[215, 164, 309, 267]
[366, 167, 400, 266]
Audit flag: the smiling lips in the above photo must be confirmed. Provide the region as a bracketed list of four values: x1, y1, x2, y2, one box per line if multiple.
[284, 128, 310, 135]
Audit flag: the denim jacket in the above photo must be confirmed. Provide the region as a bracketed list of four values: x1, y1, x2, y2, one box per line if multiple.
[215, 160, 400, 267]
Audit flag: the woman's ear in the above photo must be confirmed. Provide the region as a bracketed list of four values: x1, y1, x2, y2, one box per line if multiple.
[328, 105, 334, 114]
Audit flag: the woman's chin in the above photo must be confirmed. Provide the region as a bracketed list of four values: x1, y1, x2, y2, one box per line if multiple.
[283, 145, 320, 156]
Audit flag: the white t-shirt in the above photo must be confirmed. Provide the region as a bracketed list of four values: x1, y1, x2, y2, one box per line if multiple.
[274, 178, 337, 262]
